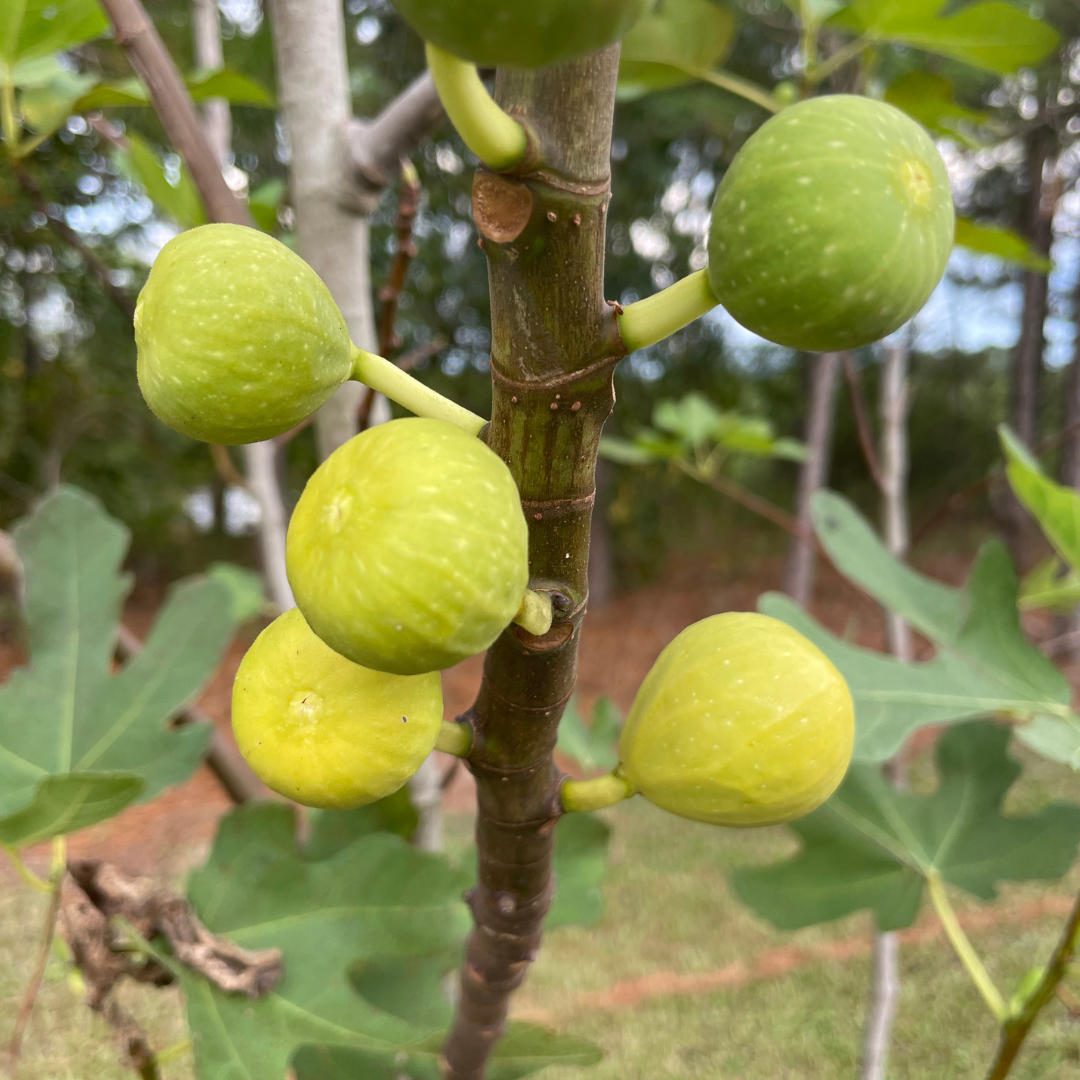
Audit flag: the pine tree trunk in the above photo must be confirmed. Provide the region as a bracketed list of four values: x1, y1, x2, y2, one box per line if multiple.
[441, 51, 623, 1079]
[784, 351, 842, 607]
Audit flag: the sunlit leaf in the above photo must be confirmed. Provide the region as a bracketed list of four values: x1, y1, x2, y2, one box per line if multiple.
[830, 0, 1059, 75]
[0, 0, 107, 69]
[1018, 557, 1080, 614]
[884, 70, 991, 147]
[117, 132, 206, 230]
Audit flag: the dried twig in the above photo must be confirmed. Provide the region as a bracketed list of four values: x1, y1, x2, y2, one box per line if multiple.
[60, 860, 282, 1077]
[842, 352, 885, 493]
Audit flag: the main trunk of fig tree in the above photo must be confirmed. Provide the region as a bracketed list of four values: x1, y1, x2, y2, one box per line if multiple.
[442, 51, 622, 1079]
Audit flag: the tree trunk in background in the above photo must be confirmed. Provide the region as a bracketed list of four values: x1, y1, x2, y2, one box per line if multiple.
[859, 332, 913, 1080]
[998, 130, 1055, 567]
[784, 351, 842, 607]
[192, 0, 294, 612]
[266, 0, 377, 460]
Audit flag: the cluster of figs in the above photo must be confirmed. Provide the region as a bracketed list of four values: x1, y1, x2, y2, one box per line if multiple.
[133, 0, 959, 826]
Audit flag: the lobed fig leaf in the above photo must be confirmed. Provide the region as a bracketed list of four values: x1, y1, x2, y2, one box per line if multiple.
[135, 224, 353, 444]
[708, 95, 955, 352]
[286, 417, 529, 676]
[619, 613, 854, 827]
[232, 608, 443, 809]
[392, 0, 651, 70]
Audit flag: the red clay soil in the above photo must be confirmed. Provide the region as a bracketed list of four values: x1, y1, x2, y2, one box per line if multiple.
[3, 545, 1071, 879]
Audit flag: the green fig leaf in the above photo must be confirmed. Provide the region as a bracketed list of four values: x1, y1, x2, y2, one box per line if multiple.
[549, 811, 612, 929]
[19, 68, 97, 135]
[73, 67, 276, 111]
[829, 0, 1059, 75]
[116, 132, 206, 230]
[1018, 557, 1080, 613]
[884, 70, 991, 147]
[0, 487, 240, 844]
[955, 219, 1052, 272]
[732, 722, 1080, 932]
[206, 562, 267, 622]
[0, 0, 107, 70]
[759, 491, 1080, 764]
[304, 786, 419, 861]
[556, 696, 621, 773]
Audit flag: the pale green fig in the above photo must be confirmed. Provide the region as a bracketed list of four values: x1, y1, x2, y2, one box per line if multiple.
[393, 0, 651, 69]
[232, 608, 443, 809]
[620, 613, 854, 826]
[135, 224, 353, 444]
[286, 417, 529, 676]
[708, 95, 955, 352]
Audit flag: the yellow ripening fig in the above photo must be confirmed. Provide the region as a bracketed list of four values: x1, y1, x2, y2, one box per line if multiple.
[135, 224, 353, 444]
[232, 608, 443, 809]
[286, 417, 530, 676]
[619, 613, 854, 826]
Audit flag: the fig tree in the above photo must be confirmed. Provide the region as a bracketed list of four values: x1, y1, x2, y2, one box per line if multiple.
[286, 417, 529, 676]
[393, 0, 651, 69]
[232, 608, 443, 809]
[708, 95, 955, 352]
[135, 224, 353, 444]
[619, 612, 854, 826]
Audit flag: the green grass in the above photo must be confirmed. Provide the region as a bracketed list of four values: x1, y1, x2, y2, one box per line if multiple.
[3, 741, 1080, 1079]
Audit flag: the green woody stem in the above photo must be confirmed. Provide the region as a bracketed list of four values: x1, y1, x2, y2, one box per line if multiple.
[425, 44, 529, 172]
[350, 346, 486, 434]
[617, 269, 718, 352]
[561, 771, 635, 812]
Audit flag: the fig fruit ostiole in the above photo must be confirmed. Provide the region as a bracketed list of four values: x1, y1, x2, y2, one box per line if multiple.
[232, 608, 445, 809]
[286, 417, 531, 676]
[617, 95, 954, 355]
[135, 223, 485, 444]
[562, 613, 855, 827]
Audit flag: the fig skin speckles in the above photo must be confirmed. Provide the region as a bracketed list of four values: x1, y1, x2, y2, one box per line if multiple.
[619, 612, 855, 827]
[136, 224, 353, 445]
[286, 417, 529, 676]
[708, 95, 955, 352]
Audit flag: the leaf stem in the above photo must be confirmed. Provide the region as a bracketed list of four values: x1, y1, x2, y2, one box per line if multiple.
[682, 66, 782, 114]
[806, 36, 871, 87]
[3, 844, 52, 894]
[513, 590, 553, 637]
[6, 837, 65, 1060]
[151, 1039, 192, 1067]
[926, 871, 1008, 1023]
[561, 770, 636, 813]
[425, 44, 529, 172]
[435, 720, 473, 759]
[351, 345, 486, 435]
[1, 78, 18, 150]
[617, 269, 718, 353]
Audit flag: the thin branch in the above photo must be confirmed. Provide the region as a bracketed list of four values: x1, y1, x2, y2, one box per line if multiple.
[676, 459, 823, 551]
[97, 0, 254, 227]
[12, 165, 136, 321]
[6, 838, 65, 1060]
[985, 888, 1080, 1079]
[842, 352, 885, 493]
[208, 443, 249, 491]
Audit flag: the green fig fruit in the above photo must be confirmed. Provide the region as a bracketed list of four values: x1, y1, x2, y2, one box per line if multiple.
[393, 0, 651, 69]
[708, 95, 955, 352]
[286, 417, 529, 676]
[135, 224, 353, 444]
[619, 612, 854, 826]
[232, 608, 443, 809]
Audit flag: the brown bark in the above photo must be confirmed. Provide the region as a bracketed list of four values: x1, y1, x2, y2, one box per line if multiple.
[784, 351, 843, 608]
[441, 50, 623, 1080]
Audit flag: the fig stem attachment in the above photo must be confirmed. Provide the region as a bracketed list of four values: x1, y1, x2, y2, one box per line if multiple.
[561, 770, 636, 813]
[435, 719, 473, 758]
[514, 590, 554, 636]
[351, 346, 486, 435]
[617, 269, 718, 353]
[425, 43, 529, 172]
